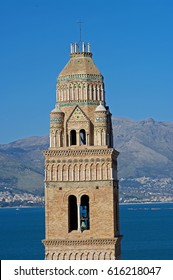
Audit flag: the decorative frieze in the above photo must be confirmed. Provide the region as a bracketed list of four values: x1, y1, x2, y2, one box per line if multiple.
[50, 118, 63, 123]
[43, 238, 119, 247]
[57, 74, 103, 83]
[43, 147, 118, 158]
[59, 100, 100, 107]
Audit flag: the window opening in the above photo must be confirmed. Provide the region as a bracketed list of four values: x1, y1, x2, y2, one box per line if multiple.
[70, 130, 76, 145]
[80, 129, 86, 145]
[68, 195, 78, 231]
[80, 195, 90, 231]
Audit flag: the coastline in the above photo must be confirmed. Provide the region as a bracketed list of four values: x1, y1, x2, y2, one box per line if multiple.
[0, 205, 44, 209]
[120, 201, 173, 205]
[1, 201, 173, 209]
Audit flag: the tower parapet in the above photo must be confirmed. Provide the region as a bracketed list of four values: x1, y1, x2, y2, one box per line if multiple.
[70, 42, 91, 54]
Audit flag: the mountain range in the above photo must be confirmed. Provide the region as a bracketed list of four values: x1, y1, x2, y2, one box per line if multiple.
[0, 117, 173, 197]
[112, 117, 173, 178]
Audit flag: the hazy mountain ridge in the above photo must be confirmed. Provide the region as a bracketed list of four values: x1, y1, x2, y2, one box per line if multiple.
[0, 136, 49, 195]
[0, 118, 173, 201]
[112, 117, 173, 178]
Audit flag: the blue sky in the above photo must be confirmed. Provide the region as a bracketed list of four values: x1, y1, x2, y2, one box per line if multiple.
[0, 0, 173, 143]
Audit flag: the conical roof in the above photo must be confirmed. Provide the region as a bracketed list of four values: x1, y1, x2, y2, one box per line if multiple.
[59, 52, 102, 77]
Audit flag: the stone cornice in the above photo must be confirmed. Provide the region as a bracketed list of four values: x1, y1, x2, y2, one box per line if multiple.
[43, 238, 121, 247]
[43, 147, 119, 158]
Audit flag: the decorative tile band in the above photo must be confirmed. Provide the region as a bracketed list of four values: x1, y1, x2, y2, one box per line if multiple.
[57, 74, 103, 83]
[59, 101, 100, 107]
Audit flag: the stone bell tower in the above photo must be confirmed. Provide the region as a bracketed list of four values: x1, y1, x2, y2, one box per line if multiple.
[43, 42, 122, 260]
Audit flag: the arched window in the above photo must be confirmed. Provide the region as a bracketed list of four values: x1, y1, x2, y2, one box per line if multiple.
[70, 130, 76, 145]
[80, 129, 86, 145]
[68, 195, 78, 231]
[80, 195, 90, 231]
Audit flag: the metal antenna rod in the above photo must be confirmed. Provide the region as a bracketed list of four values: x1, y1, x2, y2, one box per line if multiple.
[77, 19, 83, 43]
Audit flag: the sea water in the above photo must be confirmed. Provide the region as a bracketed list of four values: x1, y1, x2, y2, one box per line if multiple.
[0, 203, 173, 260]
[120, 203, 173, 260]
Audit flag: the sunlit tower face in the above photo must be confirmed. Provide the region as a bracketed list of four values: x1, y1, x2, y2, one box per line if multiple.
[43, 42, 122, 260]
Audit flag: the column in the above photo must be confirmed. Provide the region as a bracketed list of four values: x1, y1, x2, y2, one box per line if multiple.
[56, 167, 58, 181]
[54, 135, 56, 147]
[77, 130, 80, 146]
[45, 168, 47, 181]
[67, 87, 70, 101]
[56, 89, 59, 102]
[59, 133, 61, 147]
[100, 165, 102, 180]
[106, 165, 108, 180]
[68, 133, 70, 146]
[111, 167, 113, 180]
[66, 168, 69, 181]
[83, 85, 85, 100]
[72, 86, 74, 100]
[77, 168, 79, 181]
[101, 87, 104, 101]
[89, 166, 91, 180]
[93, 85, 96, 100]
[77, 86, 79, 100]
[83, 167, 86, 180]
[72, 167, 74, 181]
[85, 84, 88, 100]
[50, 167, 52, 181]
[90, 85, 92, 100]
[97, 85, 100, 100]
[77, 202, 81, 232]
[87, 134, 89, 145]
[50, 135, 52, 148]
[61, 167, 63, 181]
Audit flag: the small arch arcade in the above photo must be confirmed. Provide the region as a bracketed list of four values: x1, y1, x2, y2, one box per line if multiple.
[67, 106, 91, 146]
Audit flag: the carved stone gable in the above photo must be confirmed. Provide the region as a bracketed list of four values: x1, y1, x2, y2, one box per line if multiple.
[67, 106, 90, 124]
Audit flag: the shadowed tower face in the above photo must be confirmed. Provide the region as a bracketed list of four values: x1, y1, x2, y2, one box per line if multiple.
[43, 42, 122, 260]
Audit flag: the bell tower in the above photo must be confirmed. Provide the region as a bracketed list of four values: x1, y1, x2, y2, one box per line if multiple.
[43, 42, 122, 260]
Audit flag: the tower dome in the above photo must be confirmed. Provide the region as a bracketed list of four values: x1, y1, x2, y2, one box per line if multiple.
[50, 105, 64, 124]
[95, 102, 106, 112]
[51, 106, 63, 113]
